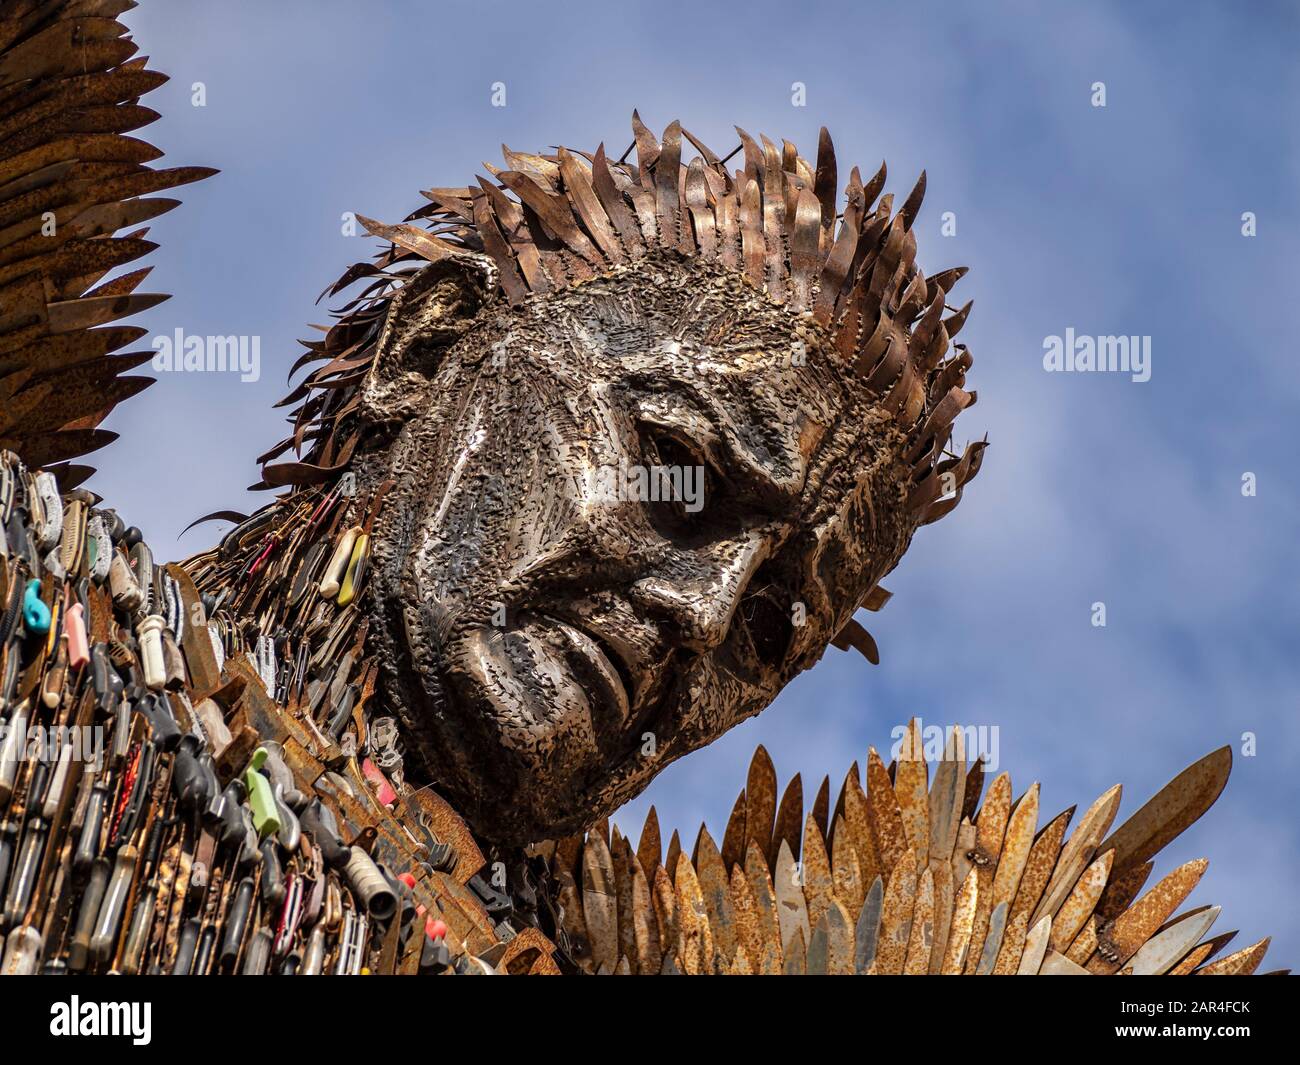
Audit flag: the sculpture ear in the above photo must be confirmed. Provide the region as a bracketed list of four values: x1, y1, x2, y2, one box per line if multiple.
[359, 252, 498, 428]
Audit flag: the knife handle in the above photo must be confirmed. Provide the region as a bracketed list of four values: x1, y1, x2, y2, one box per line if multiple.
[319, 525, 360, 599]
[337, 533, 370, 607]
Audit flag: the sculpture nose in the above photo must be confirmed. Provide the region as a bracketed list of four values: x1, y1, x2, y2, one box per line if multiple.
[629, 533, 768, 652]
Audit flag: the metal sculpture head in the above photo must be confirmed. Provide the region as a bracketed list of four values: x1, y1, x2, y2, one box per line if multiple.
[285, 117, 984, 844]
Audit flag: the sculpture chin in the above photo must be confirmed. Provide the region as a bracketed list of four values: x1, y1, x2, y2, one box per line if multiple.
[373, 535, 805, 845]
[385, 612, 695, 846]
[379, 579, 804, 845]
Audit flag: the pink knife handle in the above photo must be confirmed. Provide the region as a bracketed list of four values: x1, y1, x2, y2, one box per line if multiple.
[65, 602, 90, 670]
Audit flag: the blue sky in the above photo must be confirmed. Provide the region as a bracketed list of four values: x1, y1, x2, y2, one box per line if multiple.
[96, 0, 1298, 968]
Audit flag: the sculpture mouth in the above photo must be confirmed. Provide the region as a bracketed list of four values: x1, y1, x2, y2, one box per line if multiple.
[446, 610, 645, 762]
[540, 612, 634, 727]
[542, 612, 632, 732]
[428, 606, 687, 840]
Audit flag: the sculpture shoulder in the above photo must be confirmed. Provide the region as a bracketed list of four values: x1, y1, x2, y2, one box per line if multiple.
[0, 448, 556, 974]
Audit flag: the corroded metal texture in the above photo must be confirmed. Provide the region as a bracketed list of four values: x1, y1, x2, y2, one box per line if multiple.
[552, 733, 1276, 976]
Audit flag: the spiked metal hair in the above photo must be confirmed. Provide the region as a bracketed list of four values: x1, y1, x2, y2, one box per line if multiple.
[266, 114, 985, 532]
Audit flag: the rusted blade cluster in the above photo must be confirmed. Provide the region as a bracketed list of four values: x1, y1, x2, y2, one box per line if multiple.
[277, 115, 984, 529]
[0, 0, 216, 483]
[547, 725, 1274, 975]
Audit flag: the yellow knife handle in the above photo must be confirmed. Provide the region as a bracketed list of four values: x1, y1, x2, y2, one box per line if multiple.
[337, 533, 370, 607]
[319, 525, 360, 599]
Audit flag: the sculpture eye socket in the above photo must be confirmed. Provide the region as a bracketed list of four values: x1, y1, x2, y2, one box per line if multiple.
[637, 429, 727, 541]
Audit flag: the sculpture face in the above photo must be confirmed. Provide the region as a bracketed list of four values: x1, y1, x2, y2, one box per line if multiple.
[253, 119, 984, 846]
[363, 254, 917, 843]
